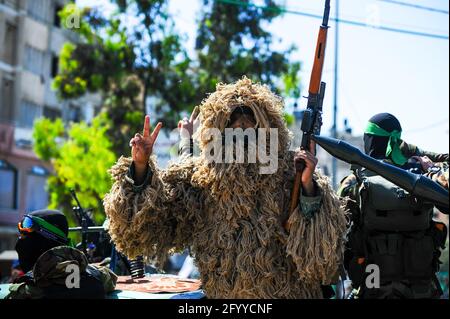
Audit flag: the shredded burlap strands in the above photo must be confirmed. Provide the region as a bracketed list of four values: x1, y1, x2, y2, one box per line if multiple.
[103, 77, 347, 298]
[286, 172, 347, 285]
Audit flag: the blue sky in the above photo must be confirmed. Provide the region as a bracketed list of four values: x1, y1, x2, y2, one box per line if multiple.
[77, 0, 449, 153]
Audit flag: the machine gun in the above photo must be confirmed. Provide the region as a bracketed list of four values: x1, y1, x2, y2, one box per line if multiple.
[68, 189, 145, 277]
[69, 189, 98, 255]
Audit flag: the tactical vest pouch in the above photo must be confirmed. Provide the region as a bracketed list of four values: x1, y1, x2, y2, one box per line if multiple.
[367, 233, 404, 283]
[403, 234, 434, 280]
[359, 172, 432, 232]
[430, 221, 448, 273]
[346, 225, 367, 286]
[430, 221, 448, 250]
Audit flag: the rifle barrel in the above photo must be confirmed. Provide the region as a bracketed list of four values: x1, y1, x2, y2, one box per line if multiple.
[322, 0, 331, 26]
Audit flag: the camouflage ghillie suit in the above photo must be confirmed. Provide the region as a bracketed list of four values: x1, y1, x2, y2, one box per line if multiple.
[339, 144, 449, 299]
[6, 246, 117, 299]
[104, 78, 347, 298]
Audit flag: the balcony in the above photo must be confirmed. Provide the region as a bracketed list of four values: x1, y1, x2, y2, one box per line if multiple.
[0, 122, 37, 159]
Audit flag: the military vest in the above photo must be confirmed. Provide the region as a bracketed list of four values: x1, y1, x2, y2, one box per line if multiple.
[348, 168, 446, 297]
[357, 168, 433, 232]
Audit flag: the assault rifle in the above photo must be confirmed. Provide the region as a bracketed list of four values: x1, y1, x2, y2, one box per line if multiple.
[287, 0, 331, 230]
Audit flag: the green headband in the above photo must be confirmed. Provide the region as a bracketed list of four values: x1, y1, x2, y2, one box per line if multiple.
[32, 215, 73, 247]
[365, 121, 408, 165]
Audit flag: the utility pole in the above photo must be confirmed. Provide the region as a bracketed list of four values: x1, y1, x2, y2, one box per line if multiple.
[332, 0, 339, 188]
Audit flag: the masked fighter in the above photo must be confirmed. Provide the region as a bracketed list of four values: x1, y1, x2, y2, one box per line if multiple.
[103, 77, 346, 298]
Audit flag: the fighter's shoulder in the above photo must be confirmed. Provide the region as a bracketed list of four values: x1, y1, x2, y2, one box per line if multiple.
[400, 141, 449, 162]
[337, 173, 359, 196]
[341, 173, 358, 187]
[399, 140, 420, 158]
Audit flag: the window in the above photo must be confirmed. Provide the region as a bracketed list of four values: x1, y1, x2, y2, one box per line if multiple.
[54, 4, 63, 27]
[43, 106, 61, 120]
[0, 78, 14, 122]
[51, 55, 59, 78]
[2, 23, 17, 65]
[66, 104, 82, 123]
[18, 100, 41, 128]
[25, 166, 49, 212]
[23, 45, 46, 76]
[0, 160, 17, 210]
[27, 0, 49, 23]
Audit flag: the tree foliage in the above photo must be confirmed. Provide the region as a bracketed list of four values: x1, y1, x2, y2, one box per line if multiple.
[53, 1, 194, 155]
[33, 114, 116, 225]
[195, 0, 301, 99]
[53, 1, 301, 140]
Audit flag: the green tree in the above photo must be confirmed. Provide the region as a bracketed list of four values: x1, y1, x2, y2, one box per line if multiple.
[53, 2, 194, 155]
[32, 114, 116, 227]
[195, 0, 301, 100]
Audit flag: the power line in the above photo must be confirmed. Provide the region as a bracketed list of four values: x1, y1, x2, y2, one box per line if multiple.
[288, 1, 449, 34]
[376, 0, 449, 15]
[404, 119, 449, 134]
[335, 16, 448, 40]
[215, 0, 449, 40]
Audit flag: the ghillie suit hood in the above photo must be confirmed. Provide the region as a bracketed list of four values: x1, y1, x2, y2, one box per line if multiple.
[104, 77, 347, 298]
[191, 77, 291, 221]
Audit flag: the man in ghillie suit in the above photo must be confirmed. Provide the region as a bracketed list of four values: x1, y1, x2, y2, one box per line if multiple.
[103, 77, 347, 298]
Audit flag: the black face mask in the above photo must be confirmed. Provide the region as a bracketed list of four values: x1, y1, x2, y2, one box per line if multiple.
[363, 134, 389, 159]
[364, 113, 403, 161]
[228, 106, 256, 126]
[15, 233, 57, 273]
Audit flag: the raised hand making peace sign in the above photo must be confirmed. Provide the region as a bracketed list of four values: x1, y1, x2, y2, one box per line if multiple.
[129, 115, 162, 180]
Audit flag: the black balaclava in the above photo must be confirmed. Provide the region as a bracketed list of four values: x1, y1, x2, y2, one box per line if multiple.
[223, 106, 257, 148]
[364, 113, 402, 160]
[15, 209, 69, 273]
[228, 106, 256, 127]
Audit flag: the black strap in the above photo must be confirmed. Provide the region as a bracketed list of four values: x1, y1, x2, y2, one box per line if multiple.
[432, 273, 444, 297]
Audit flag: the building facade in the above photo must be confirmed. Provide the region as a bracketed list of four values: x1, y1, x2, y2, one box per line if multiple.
[0, 0, 99, 251]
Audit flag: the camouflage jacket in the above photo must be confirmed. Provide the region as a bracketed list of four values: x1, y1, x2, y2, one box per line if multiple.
[398, 140, 449, 163]
[6, 246, 117, 299]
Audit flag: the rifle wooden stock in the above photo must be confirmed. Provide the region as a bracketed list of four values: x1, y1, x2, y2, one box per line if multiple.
[286, 170, 303, 231]
[287, 1, 330, 231]
[309, 26, 328, 95]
